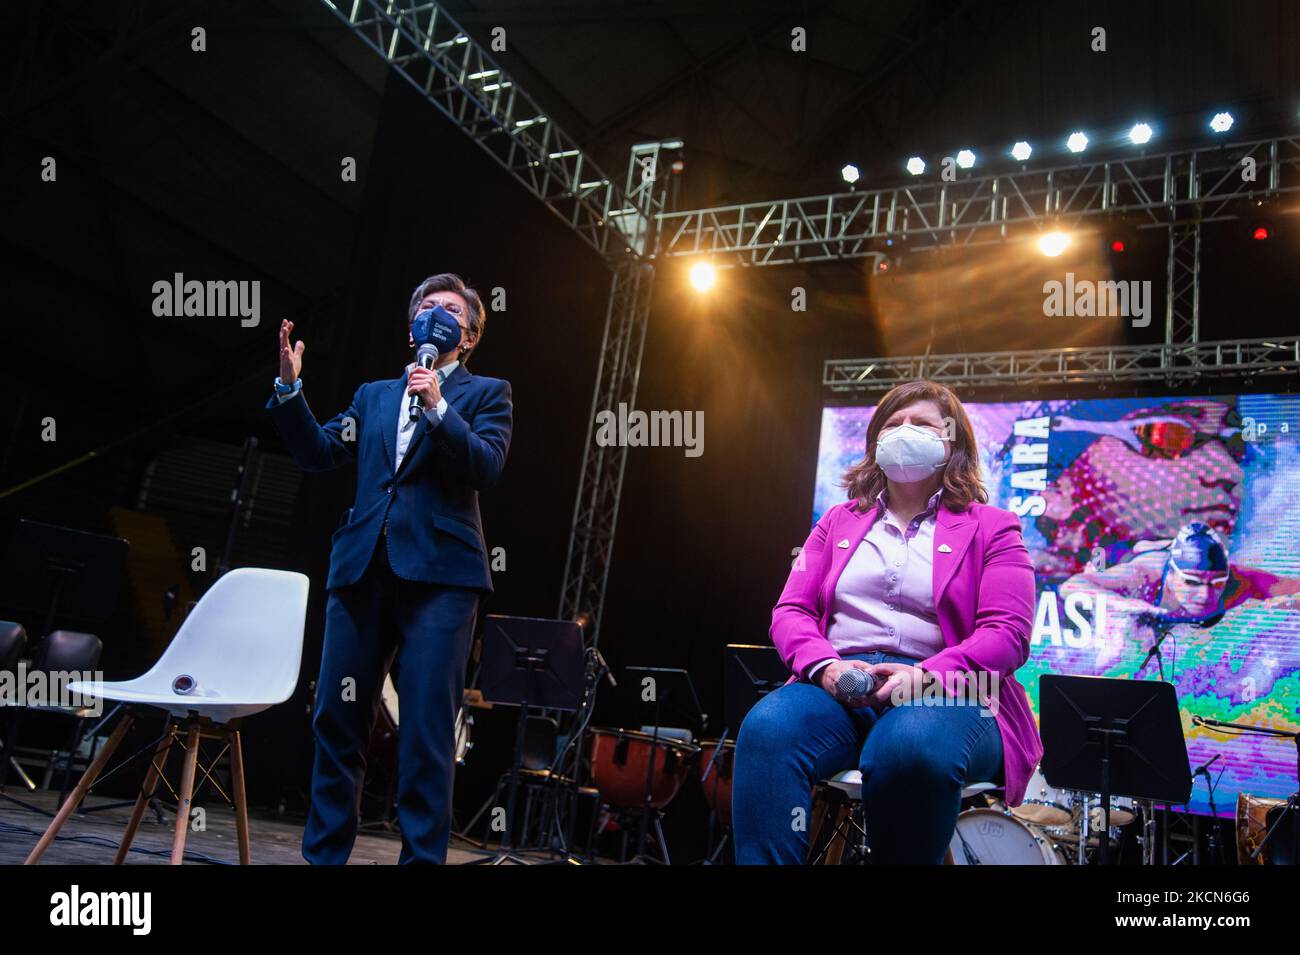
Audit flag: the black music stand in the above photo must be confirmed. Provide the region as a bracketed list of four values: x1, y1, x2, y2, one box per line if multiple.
[1040, 674, 1192, 865]
[470, 615, 584, 865]
[0, 520, 128, 812]
[0, 519, 127, 637]
[690, 645, 786, 864]
[623, 666, 705, 865]
[723, 644, 787, 733]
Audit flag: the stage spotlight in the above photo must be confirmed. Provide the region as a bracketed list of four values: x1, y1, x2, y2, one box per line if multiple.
[1011, 141, 1033, 161]
[1209, 111, 1234, 133]
[689, 261, 717, 292]
[906, 156, 926, 175]
[955, 149, 976, 169]
[1111, 240, 1125, 253]
[1038, 231, 1071, 257]
[1251, 224, 1270, 241]
[841, 163, 860, 185]
[1129, 123, 1153, 145]
[1066, 132, 1089, 154]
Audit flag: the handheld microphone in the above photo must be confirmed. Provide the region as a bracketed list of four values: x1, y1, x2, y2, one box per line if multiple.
[409, 343, 439, 422]
[836, 667, 877, 701]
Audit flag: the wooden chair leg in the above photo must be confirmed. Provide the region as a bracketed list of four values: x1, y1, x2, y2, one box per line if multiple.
[170, 724, 201, 865]
[25, 714, 135, 864]
[229, 728, 251, 864]
[114, 724, 177, 864]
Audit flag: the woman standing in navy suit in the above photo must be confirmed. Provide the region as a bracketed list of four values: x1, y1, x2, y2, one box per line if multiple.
[269, 273, 512, 864]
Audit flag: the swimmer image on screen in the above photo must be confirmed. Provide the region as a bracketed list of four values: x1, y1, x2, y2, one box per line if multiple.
[1060, 521, 1300, 677]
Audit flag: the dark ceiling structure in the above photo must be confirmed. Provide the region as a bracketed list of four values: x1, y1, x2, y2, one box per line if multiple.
[435, 0, 1300, 201]
[6, 1, 1295, 391]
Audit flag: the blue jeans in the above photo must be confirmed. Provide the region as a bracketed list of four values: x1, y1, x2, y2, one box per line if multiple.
[733, 651, 1003, 864]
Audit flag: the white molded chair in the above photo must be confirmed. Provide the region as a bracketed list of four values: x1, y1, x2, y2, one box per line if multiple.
[25, 568, 309, 865]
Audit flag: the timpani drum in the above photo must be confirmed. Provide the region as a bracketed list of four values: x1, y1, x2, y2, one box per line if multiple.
[589, 728, 699, 810]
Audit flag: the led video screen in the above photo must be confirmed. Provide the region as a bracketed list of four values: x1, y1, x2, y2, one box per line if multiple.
[814, 393, 1300, 816]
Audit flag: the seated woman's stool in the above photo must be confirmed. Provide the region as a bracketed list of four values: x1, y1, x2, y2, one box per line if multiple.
[808, 770, 1000, 865]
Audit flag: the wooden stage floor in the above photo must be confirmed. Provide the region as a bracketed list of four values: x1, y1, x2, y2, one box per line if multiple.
[0, 788, 555, 865]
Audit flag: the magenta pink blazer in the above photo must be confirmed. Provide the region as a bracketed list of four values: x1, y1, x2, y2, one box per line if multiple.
[771, 498, 1043, 807]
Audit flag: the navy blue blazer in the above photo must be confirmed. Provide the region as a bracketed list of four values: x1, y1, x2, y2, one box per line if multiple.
[266, 363, 512, 591]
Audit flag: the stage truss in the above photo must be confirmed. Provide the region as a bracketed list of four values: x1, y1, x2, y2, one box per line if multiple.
[322, 0, 1300, 642]
[824, 337, 1300, 393]
[654, 137, 1300, 265]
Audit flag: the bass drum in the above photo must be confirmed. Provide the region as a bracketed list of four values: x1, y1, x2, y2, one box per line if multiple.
[381, 673, 473, 765]
[947, 809, 1068, 865]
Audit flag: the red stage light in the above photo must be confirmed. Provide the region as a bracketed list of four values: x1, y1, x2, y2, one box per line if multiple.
[1111, 240, 1125, 253]
[1252, 226, 1269, 241]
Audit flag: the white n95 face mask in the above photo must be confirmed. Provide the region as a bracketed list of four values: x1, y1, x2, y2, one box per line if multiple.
[874, 424, 948, 483]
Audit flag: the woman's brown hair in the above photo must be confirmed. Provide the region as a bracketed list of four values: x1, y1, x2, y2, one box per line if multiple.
[841, 379, 988, 512]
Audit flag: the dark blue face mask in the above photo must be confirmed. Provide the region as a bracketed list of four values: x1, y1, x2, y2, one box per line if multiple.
[411, 305, 463, 352]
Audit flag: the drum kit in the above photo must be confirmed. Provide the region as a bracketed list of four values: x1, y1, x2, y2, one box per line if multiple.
[805, 768, 1146, 866]
[369, 683, 1295, 866]
[949, 766, 1146, 864]
[575, 732, 1299, 864]
[362, 643, 1297, 866]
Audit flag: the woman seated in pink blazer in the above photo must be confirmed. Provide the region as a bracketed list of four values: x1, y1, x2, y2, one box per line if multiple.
[733, 379, 1043, 864]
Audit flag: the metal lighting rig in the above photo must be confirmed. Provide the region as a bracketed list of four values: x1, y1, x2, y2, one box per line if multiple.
[323, 0, 1300, 648]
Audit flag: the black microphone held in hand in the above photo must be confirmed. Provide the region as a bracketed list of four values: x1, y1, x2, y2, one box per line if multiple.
[836, 667, 877, 701]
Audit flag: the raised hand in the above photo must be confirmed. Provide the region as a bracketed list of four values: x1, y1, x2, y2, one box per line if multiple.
[279, 319, 305, 385]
